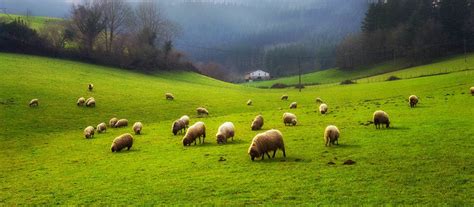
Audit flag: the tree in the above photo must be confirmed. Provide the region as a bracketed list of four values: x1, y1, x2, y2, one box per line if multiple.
[100, 0, 132, 53]
[71, 0, 106, 55]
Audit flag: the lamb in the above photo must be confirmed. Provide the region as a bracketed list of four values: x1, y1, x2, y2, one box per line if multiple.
[172, 115, 190, 135]
[77, 97, 86, 106]
[373, 110, 390, 129]
[251, 115, 264, 130]
[316, 97, 323, 103]
[109, 117, 118, 127]
[281, 95, 288, 100]
[247, 99, 252, 106]
[409, 95, 419, 108]
[165, 93, 174, 100]
[29, 99, 39, 107]
[248, 129, 286, 161]
[96, 122, 107, 133]
[197, 107, 209, 116]
[111, 133, 133, 152]
[283, 112, 297, 126]
[216, 122, 235, 144]
[84, 126, 95, 139]
[85, 97, 95, 107]
[289, 102, 297, 109]
[114, 119, 128, 128]
[319, 103, 328, 114]
[470, 86, 473, 95]
[88, 83, 93, 91]
[324, 125, 340, 147]
[182, 121, 206, 146]
[133, 122, 143, 135]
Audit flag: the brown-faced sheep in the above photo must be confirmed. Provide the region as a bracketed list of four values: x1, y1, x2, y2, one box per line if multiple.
[470, 87, 473, 95]
[97, 122, 107, 133]
[85, 97, 95, 107]
[182, 121, 206, 146]
[247, 99, 252, 106]
[248, 129, 286, 161]
[114, 119, 128, 128]
[133, 122, 143, 135]
[289, 102, 297, 109]
[281, 95, 288, 100]
[88, 83, 93, 91]
[109, 117, 118, 127]
[324, 125, 340, 147]
[197, 107, 209, 116]
[84, 126, 95, 139]
[111, 133, 133, 152]
[251, 115, 264, 131]
[216, 122, 235, 144]
[316, 97, 323, 103]
[77, 97, 86, 106]
[29, 99, 39, 107]
[166, 93, 174, 100]
[409, 95, 419, 108]
[172, 115, 190, 135]
[319, 103, 328, 114]
[373, 110, 390, 129]
[283, 112, 297, 126]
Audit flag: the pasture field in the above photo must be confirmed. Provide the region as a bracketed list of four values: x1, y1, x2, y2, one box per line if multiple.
[0, 53, 473, 205]
[0, 13, 62, 30]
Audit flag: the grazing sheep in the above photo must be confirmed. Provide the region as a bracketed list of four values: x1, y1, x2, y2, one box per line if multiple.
[216, 122, 235, 144]
[281, 95, 288, 100]
[29, 99, 39, 107]
[324, 125, 340, 147]
[85, 97, 95, 107]
[409, 95, 419, 108]
[251, 115, 264, 131]
[248, 129, 286, 161]
[289, 102, 297, 109]
[111, 133, 133, 152]
[114, 119, 128, 128]
[247, 99, 252, 106]
[133, 122, 143, 135]
[470, 87, 473, 95]
[77, 97, 86, 106]
[109, 117, 118, 127]
[319, 103, 328, 114]
[197, 107, 209, 116]
[172, 115, 190, 135]
[182, 121, 206, 146]
[96, 122, 107, 133]
[88, 83, 93, 91]
[373, 110, 390, 129]
[283, 112, 297, 126]
[316, 97, 323, 103]
[166, 93, 174, 100]
[84, 126, 95, 139]
[180, 115, 190, 127]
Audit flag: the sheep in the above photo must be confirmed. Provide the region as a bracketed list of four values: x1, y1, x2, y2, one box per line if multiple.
[29, 99, 39, 107]
[409, 95, 419, 108]
[77, 97, 86, 106]
[324, 125, 340, 147]
[197, 107, 209, 117]
[216, 122, 235, 144]
[165, 93, 174, 100]
[283, 112, 297, 126]
[85, 97, 95, 107]
[111, 133, 133, 152]
[109, 117, 118, 127]
[319, 103, 328, 114]
[133, 122, 143, 135]
[114, 119, 128, 128]
[251, 115, 264, 131]
[84, 126, 95, 139]
[88, 83, 93, 91]
[373, 110, 390, 129]
[470, 86, 473, 95]
[281, 95, 288, 100]
[172, 115, 190, 135]
[289, 102, 297, 109]
[247, 99, 252, 106]
[248, 129, 286, 161]
[96, 122, 107, 133]
[182, 121, 206, 146]
[316, 97, 323, 103]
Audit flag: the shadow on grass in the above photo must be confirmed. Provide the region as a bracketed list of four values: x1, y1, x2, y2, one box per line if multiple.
[326, 143, 361, 149]
[387, 126, 410, 130]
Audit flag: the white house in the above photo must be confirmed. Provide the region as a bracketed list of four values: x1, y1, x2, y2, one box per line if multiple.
[245, 70, 271, 81]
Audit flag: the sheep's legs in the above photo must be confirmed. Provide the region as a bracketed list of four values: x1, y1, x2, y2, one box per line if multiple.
[282, 149, 286, 157]
[272, 150, 276, 158]
[266, 152, 271, 159]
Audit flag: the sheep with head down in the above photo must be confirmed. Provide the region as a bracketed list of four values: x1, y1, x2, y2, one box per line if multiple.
[77, 97, 86, 106]
[248, 129, 286, 161]
[470, 86, 473, 95]
[88, 83, 93, 91]
[133, 122, 143, 135]
[85, 97, 95, 107]
[373, 110, 390, 129]
[29, 99, 39, 107]
[319, 103, 328, 114]
[165, 93, 174, 100]
[111, 133, 133, 152]
[182, 121, 206, 146]
[289, 102, 297, 109]
[251, 115, 264, 131]
[247, 99, 252, 106]
[114, 119, 128, 128]
[196, 107, 209, 117]
[324, 125, 340, 147]
[84, 126, 95, 139]
[96, 122, 107, 133]
[283, 112, 297, 126]
[216, 122, 235, 144]
[172, 115, 190, 135]
[316, 97, 323, 103]
[109, 118, 118, 127]
[409, 95, 418, 108]
[281, 95, 288, 100]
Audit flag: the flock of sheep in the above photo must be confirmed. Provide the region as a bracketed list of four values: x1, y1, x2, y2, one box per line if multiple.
[27, 84, 474, 161]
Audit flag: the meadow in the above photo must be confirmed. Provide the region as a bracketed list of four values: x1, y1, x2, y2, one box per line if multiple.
[0, 13, 62, 30]
[0, 53, 473, 205]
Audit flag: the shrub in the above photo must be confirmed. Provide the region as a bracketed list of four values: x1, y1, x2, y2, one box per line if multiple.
[271, 83, 288, 88]
[386, 75, 401, 81]
[340, 79, 356, 85]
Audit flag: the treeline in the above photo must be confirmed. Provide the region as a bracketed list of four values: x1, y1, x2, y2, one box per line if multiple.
[336, 0, 474, 69]
[0, 0, 195, 73]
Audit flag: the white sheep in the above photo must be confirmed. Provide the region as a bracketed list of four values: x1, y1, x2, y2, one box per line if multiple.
[216, 122, 235, 144]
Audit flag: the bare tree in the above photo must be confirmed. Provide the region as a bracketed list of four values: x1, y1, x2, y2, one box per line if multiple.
[39, 22, 68, 49]
[71, 0, 106, 55]
[100, 0, 132, 53]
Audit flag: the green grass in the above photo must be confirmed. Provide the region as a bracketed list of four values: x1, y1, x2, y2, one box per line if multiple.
[1, 53, 473, 205]
[0, 13, 62, 30]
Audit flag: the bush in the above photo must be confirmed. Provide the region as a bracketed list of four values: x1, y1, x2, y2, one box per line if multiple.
[386, 76, 401, 81]
[340, 79, 356, 85]
[271, 83, 288, 88]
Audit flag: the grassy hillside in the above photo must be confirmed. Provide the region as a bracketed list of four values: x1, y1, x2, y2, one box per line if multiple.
[246, 54, 474, 88]
[1, 53, 473, 205]
[0, 13, 62, 30]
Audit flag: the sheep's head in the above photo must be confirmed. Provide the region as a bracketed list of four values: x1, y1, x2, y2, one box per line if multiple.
[292, 119, 297, 126]
[216, 134, 225, 144]
[386, 121, 390, 128]
[111, 144, 116, 152]
[172, 122, 180, 135]
[248, 144, 260, 161]
[182, 137, 191, 146]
